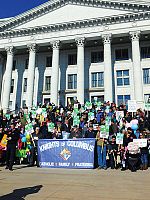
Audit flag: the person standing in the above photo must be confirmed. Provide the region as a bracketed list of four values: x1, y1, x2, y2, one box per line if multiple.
[139, 133, 149, 170]
[29, 127, 42, 167]
[96, 125, 107, 170]
[108, 136, 118, 169]
[5, 123, 20, 171]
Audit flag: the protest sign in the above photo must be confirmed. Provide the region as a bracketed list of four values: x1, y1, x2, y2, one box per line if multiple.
[25, 123, 34, 134]
[133, 139, 147, 148]
[128, 100, 137, 112]
[88, 112, 95, 121]
[31, 110, 36, 118]
[85, 102, 92, 109]
[42, 108, 47, 118]
[48, 122, 55, 132]
[73, 116, 80, 126]
[105, 106, 110, 113]
[100, 125, 109, 138]
[105, 116, 111, 126]
[116, 133, 124, 144]
[116, 111, 124, 121]
[38, 139, 95, 169]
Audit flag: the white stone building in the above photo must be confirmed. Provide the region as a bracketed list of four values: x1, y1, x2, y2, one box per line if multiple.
[0, 0, 150, 112]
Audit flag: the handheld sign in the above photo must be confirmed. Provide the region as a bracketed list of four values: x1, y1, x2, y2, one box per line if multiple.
[116, 133, 124, 144]
[128, 100, 137, 112]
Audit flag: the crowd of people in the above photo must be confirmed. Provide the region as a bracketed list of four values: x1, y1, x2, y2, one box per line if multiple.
[0, 100, 150, 172]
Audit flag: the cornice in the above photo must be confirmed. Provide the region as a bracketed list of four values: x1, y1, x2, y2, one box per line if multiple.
[0, 11, 150, 39]
[0, 0, 150, 32]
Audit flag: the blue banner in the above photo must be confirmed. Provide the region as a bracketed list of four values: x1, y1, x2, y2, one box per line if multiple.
[38, 139, 95, 169]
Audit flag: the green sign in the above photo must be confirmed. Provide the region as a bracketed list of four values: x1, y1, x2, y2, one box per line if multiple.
[48, 122, 55, 132]
[73, 116, 80, 126]
[100, 125, 109, 138]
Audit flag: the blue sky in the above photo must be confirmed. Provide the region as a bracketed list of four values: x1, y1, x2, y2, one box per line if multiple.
[0, 0, 48, 19]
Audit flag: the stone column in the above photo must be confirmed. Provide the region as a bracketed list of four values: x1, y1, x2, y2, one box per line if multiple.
[2, 46, 14, 113]
[26, 43, 36, 109]
[130, 31, 143, 106]
[102, 34, 113, 103]
[76, 38, 85, 104]
[51, 41, 60, 106]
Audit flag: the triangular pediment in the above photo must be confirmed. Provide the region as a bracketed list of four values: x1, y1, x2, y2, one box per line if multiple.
[1, 0, 150, 33]
[12, 4, 134, 30]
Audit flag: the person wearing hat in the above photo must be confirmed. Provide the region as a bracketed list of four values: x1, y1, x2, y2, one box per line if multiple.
[5, 123, 20, 171]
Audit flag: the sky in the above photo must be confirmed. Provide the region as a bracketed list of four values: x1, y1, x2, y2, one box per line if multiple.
[0, 0, 48, 19]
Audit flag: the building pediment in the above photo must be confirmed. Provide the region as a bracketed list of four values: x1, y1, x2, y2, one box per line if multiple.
[0, 0, 150, 38]
[12, 4, 132, 30]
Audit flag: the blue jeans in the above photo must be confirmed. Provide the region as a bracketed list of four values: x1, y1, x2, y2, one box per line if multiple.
[97, 145, 107, 168]
[141, 153, 148, 165]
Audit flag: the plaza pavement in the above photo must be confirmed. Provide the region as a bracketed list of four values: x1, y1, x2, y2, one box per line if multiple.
[0, 165, 150, 200]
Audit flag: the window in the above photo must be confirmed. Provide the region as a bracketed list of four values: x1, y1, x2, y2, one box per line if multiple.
[10, 79, 14, 93]
[22, 100, 26, 108]
[144, 94, 150, 103]
[115, 49, 129, 61]
[9, 101, 13, 110]
[116, 70, 130, 86]
[25, 59, 29, 69]
[68, 54, 77, 65]
[46, 56, 52, 67]
[68, 74, 77, 89]
[91, 72, 104, 87]
[141, 47, 150, 59]
[117, 95, 130, 106]
[91, 51, 104, 63]
[12, 60, 16, 71]
[143, 68, 150, 84]
[44, 98, 50, 104]
[45, 76, 51, 91]
[24, 78, 27, 92]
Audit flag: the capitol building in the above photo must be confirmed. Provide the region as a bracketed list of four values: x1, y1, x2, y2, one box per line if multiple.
[0, 0, 150, 112]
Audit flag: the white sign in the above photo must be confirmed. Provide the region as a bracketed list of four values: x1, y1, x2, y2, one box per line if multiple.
[133, 139, 147, 148]
[116, 133, 124, 144]
[116, 111, 124, 121]
[128, 100, 137, 112]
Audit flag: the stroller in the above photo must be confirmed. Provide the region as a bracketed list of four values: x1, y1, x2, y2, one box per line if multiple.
[127, 142, 140, 172]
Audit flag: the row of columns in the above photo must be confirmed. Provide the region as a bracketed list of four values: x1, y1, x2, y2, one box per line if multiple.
[1, 31, 143, 112]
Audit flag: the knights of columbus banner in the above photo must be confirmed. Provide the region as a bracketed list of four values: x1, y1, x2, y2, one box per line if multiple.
[38, 139, 95, 169]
